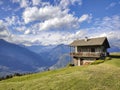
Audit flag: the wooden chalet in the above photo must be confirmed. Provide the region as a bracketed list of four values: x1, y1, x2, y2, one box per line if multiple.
[70, 37, 110, 66]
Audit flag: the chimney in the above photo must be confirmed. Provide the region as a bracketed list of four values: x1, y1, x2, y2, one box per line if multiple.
[85, 37, 88, 41]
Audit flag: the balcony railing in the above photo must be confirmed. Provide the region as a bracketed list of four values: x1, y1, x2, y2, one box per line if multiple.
[70, 52, 102, 57]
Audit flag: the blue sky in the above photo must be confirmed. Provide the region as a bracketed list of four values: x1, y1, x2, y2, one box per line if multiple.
[0, 0, 120, 48]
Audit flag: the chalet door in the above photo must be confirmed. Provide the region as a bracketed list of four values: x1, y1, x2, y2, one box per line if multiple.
[78, 59, 84, 66]
[80, 59, 83, 65]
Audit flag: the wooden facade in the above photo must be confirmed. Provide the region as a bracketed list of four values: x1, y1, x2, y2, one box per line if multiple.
[70, 37, 110, 66]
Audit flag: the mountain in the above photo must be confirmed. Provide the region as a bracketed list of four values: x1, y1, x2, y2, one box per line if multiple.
[108, 46, 120, 52]
[26, 44, 71, 69]
[40, 44, 71, 69]
[0, 39, 47, 76]
[26, 45, 56, 54]
[0, 39, 71, 77]
[50, 54, 71, 69]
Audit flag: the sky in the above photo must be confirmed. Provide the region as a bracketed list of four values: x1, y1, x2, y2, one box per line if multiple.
[0, 0, 120, 48]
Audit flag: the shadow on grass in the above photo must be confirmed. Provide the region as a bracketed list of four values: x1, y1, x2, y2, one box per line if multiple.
[110, 55, 120, 58]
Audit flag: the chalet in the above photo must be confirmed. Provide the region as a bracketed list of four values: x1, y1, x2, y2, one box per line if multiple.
[70, 37, 110, 66]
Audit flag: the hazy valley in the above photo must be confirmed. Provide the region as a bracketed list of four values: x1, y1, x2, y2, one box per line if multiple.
[0, 39, 71, 77]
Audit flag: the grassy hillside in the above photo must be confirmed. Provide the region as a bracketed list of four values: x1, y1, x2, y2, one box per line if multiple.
[0, 54, 120, 90]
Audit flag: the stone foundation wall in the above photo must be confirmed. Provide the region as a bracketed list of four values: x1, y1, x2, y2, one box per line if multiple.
[83, 60, 94, 65]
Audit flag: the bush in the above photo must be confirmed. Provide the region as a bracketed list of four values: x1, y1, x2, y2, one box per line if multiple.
[5, 75, 13, 79]
[14, 73, 22, 76]
[0, 77, 2, 81]
[67, 63, 74, 67]
[91, 60, 104, 65]
[105, 57, 111, 60]
[0, 77, 5, 81]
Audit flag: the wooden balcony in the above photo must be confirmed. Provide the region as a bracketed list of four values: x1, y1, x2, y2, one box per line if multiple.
[70, 52, 102, 58]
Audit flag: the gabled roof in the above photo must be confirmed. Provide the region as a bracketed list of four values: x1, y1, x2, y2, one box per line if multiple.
[70, 37, 110, 48]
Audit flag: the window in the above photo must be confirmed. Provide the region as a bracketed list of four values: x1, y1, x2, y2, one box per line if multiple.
[96, 47, 101, 52]
[78, 49, 81, 52]
[91, 48, 95, 52]
[77, 46, 81, 52]
[84, 48, 88, 52]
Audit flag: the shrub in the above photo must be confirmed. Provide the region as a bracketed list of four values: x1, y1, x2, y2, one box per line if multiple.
[67, 63, 74, 67]
[0, 77, 2, 81]
[6, 75, 13, 79]
[0, 77, 5, 81]
[91, 60, 104, 65]
[105, 57, 111, 60]
[14, 73, 22, 76]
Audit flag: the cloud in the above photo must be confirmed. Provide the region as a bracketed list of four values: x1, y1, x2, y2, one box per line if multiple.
[22, 6, 68, 24]
[11, 0, 30, 8]
[32, 0, 41, 5]
[71, 0, 82, 5]
[3, 0, 120, 49]
[0, 20, 10, 38]
[59, 0, 71, 9]
[4, 15, 25, 32]
[79, 14, 92, 23]
[1, 5, 12, 11]
[38, 14, 92, 31]
[22, 0, 83, 27]
[22, 4, 91, 31]
[20, 0, 29, 8]
[15, 26, 26, 32]
[106, 2, 117, 10]
[5, 16, 18, 26]
[7, 30, 86, 46]
[85, 15, 120, 48]
[59, 0, 82, 9]
[24, 29, 31, 34]
[0, 20, 5, 31]
[3, 14, 120, 48]
[39, 14, 79, 31]
[11, 0, 20, 3]
[94, 15, 120, 30]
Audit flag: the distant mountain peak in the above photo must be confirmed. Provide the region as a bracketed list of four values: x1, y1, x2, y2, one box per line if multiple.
[0, 39, 47, 76]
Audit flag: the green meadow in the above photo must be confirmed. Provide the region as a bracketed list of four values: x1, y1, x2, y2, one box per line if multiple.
[0, 53, 120, 90]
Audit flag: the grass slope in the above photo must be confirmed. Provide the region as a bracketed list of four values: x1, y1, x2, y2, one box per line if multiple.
[0, 55, 120, 90]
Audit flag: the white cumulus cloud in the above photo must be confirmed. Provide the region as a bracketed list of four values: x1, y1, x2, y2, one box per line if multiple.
[32, 0, 41, 5]
[6, 0, 120, 49]
[39, 14, 79, 31]
[0, 20, 10, 38]
[22, 6, 69, 24]
[24, 29, 31, 34]
[22, 4, 91, 31]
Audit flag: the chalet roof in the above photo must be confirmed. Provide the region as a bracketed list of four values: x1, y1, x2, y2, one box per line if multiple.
[70, 37, 110, 48]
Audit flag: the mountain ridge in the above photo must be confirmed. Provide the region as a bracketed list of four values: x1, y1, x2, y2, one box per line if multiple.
[0, 39, 47, 76]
